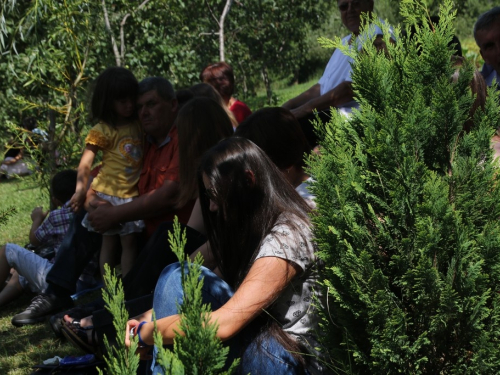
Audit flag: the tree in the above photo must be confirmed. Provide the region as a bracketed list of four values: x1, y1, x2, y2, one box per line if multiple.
[0, 0, 106, 192]
[221, 0, 335, 103]
[310, 0, 500, 372]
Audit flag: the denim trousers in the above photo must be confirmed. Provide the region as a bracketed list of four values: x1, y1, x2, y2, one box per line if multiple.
[148, 262, 309, 375]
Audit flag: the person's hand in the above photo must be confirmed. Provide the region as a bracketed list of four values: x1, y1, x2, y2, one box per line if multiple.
[87, 203, 116, 233]
[69, 190, 86, 212]
[126, 319, 152, 360]
[85, 189, 109, 213]
[31, 207, 48, 223]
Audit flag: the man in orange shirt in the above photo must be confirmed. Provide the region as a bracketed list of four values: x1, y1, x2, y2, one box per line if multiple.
[12, 77, 196, 326]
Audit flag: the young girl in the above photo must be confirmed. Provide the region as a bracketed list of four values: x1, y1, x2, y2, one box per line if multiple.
[126, 138, 328, 374]
[70, 67, 144, 279]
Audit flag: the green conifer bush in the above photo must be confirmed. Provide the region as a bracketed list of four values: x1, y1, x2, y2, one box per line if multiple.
[99, 218, 237, 374]
[310, 0, 500, 373]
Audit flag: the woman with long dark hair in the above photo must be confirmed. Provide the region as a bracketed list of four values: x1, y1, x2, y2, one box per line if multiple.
[126, 137, 326, 374]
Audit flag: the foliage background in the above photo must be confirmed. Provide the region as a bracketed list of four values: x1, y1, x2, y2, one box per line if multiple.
[0, 0, 492, 140]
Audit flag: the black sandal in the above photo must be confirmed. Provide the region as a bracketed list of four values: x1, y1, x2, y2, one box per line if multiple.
[50, 303, 98, 338]
[61, 321, 102, 359]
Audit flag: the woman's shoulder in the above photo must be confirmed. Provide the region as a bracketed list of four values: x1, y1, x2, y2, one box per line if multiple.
[257, 216, 316, 272]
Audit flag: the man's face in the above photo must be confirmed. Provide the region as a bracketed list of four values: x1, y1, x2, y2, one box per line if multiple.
[476, 19, 500, 75]
[338, 0, 374, 35]
[137, 90, 178, 141]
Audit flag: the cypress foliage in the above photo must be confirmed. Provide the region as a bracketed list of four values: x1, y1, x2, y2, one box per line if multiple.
[310, 0, 500, 373]
[99, 264, 141, 375]
[99, 217, 238, 374]
[155, 218, 239, 374]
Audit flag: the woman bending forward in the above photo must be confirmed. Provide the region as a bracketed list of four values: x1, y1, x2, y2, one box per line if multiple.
[126, 137, 328, 374]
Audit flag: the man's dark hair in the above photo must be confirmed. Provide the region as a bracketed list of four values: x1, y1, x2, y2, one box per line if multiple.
[474, 7, 500, 42]
[139, 77, 176, 101]
[51, 169, 77, 203]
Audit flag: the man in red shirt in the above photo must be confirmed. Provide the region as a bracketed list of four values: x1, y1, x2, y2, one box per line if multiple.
[12, 77, 196, 326]
[87, 77, 193, 236]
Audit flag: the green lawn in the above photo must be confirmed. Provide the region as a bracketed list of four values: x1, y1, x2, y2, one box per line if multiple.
[244, 77, 319, 111]
[0, 177, 84, 375]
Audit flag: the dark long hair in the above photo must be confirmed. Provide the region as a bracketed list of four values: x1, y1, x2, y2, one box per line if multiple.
[198, 137, 311, 288]
[177, 97, 234, 208]
[91, 67, 138, 126]
[199, 137, 312, 369]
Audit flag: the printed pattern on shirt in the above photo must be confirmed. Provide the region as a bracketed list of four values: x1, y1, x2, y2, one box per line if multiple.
[34, 202, 73, 251]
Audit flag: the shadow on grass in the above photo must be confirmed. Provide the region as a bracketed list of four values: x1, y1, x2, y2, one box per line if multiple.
[0, 293, 87, 374]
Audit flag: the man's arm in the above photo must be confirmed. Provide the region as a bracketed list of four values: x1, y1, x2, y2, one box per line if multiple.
[87, 179, 179, 233]
[289, 80, 354, 119]
[282, 84, 321, 111]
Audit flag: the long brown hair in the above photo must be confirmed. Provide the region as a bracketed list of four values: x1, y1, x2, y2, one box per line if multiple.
[198, 137, 312, 369]
[176, 97, 234, 208]
[190, 83, 238, 128]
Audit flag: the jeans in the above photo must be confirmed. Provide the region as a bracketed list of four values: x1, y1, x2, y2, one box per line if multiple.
[45, 210, 102, 295]
[149, 263, 309, 375]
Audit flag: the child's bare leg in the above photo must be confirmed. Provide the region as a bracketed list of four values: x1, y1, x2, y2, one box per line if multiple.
[120, 234, 138, 277]
[0, 270, 23, 308]
[99, 235, 119, 280]
[0, 245, 11, 286]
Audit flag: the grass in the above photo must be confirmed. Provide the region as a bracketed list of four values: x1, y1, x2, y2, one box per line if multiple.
[0, 176, 86, 375]
[244, 76, 320, 111]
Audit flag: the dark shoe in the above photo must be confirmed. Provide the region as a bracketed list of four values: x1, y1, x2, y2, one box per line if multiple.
[50, 302, 99, 338]
[11, 293, 73, 327]
[61, 322, 102, 359]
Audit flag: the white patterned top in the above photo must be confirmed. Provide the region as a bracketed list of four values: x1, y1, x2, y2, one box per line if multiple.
[255, 217, 329, 374]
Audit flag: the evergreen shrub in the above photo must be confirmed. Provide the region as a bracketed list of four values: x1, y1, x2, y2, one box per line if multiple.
[310, 0, 500, 373]
[99, 218, 237, 374]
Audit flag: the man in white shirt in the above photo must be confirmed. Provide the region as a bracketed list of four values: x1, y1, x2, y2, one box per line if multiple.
[474, 7, 500, 90]
[282, 0, 388, 146]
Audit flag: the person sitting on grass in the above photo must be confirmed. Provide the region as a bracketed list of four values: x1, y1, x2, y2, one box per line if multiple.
[0, 170, 76, 313]
[282, 0, 393, 148]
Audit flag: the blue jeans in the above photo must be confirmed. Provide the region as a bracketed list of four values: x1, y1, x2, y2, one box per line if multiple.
[149, 262, 309, 375]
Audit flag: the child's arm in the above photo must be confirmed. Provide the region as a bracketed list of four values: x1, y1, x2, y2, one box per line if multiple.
[29, 207, 49, 246]
[70, 144, 99, 212]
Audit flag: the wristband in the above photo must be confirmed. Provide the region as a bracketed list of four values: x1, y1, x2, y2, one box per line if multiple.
[133, 321, 150, 347]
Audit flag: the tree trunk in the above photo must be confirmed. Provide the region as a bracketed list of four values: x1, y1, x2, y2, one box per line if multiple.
[261, 65, 272, 105]
[48, 109, 57, 210]
[219, 0, 234, 62]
